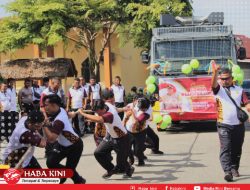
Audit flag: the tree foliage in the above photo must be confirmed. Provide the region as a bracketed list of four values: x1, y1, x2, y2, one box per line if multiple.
[0, 0, 192, 77]
[0, 0, 128, 78]
[119, 0, 192, 49]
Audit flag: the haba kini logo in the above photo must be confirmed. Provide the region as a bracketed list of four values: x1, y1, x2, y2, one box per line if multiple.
[3, 169, 21, 184]
[0, 169, 73, 184]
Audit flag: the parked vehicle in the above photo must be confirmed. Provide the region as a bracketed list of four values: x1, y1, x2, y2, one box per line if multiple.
[143, 12, 240, 125]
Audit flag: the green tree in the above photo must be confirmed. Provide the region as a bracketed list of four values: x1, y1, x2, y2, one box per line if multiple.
[119, 0, 192, 49]
[0, 0, 129, 79]
[0, 0, 191, 79]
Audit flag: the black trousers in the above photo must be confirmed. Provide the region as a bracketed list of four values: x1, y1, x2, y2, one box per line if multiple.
[115, 102, 125, 120]
[46, 139, 83, 183]
[217, 123, 245, 172]
[21, 103, 34, 113]
[146, 126, 160, 151]
[24, 156, 42, 169]
[0, 111, 17, 142]
[33, 100, 40, 111]
[45, 141, 57, 157]
[94, 135, 131, 173]
[94, 135, 103, 147]
[129, 130, 147, 162]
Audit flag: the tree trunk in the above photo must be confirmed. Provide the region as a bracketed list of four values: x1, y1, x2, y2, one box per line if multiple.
[88, 39, 100, 81]
[96, 62, 100, 82]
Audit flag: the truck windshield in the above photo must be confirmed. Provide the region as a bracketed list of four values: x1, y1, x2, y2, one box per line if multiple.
[153, 39, 233, 75]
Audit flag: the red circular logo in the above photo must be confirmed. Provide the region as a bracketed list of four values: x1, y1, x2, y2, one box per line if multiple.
[3, 169, 21, 184]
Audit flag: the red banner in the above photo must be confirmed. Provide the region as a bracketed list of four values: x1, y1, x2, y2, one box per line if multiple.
[0, 184, 249, 190]
[158, 76, 217, 121]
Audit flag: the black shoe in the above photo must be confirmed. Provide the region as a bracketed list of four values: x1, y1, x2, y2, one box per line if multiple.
[145, 142, 153, 149]
[124, 166, 135, 178]
[113, 166, 125, 174]
[102, 170, 115, 179]
[224, 172, 233, 182]
[142, 155, 148, 160]
[74, 176, 86, 184]
[137, 161, 145, 166]
[231, 169, 240, 177]
[151, 150, 164, 155]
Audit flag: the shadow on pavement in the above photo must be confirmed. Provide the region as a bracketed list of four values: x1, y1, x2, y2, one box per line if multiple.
[112, 133, 206, 183]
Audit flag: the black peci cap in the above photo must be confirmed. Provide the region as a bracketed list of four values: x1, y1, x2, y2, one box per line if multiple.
[137, 97, 150, 110]
[27, 110, 45, 124]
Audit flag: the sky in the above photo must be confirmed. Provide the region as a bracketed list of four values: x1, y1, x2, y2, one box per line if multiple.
[192, 0, 250, 37]
[0, 0, 11, 18]
[0, 0, 249, 37]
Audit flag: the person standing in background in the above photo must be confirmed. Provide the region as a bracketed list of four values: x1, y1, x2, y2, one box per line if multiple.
[88, 75, 101, 133]
[40, 77, 50, 92]
[79, 77, 92, 133]
[18, 78, 34, 114]
[7, 78, 19, 128]
[7, 78, 17, 113]
[40, 77, 64, 109]
[0, 81, 13, 142]
[131, 86, 138, 96]
[89, 75, 102, 108]
[32, 79, 42, 110]
[67, 78, 87, 136]
[79, 77, 90, 103]
[110, 76, 126, 120]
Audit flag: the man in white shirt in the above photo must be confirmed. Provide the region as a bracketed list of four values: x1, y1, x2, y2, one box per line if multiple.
[7, 78, 17, 113]
[110, 76, 126, 119]
[67, 78, 87, 136]
[7, 78, 19, 131]
[212, 64, 250, 182]
[0, 81, 13, 142]
[40, 77, 65, 109]
[124, 96, 150, 166]
[79, 77, 90, 102]
[88, 75, 102, 133]
[89, 75, 102, 108]
[42, 94, 86, 184]
[40, 77, 49, 92]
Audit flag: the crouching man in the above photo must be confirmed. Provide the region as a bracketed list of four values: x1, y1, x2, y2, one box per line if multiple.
[2, 110, 46, 168]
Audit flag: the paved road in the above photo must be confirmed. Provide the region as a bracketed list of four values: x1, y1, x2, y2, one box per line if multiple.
[1, 122, 250, 184]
